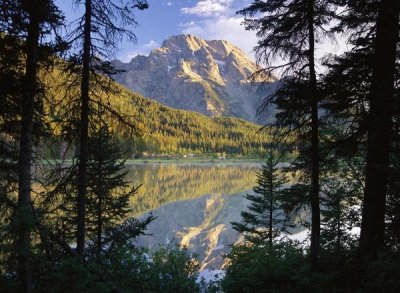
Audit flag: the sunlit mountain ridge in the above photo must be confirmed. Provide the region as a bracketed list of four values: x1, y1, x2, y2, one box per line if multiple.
[113, 34, 277, 123]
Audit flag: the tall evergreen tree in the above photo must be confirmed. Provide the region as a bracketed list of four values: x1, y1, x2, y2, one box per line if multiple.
[359, 0, 400, 260]
[43, 115, 153, 265]
[1, 5, 25, 287]
[232, 155, 286, 246]
[320, 159, 364, 264]
[238, 0, 336, 270]
[1, 1, 64, 291]
[85, 123, 153, 263]
[66, 0, 148, 255]
[17, 5, 42, 290]
[320, 0, 400, 260]
[0, 2, 23, 239]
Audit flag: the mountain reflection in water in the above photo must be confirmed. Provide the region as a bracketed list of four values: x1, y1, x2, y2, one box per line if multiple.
[126, 163, 259, 216]
[126, 163, 259, 269]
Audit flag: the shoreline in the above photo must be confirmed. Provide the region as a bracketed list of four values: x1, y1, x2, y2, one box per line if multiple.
[43, 158, 265, 165]
[124, 158, 264, 165]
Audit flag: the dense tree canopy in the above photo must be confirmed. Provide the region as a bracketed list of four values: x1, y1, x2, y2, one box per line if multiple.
[1, 0, 400, 291]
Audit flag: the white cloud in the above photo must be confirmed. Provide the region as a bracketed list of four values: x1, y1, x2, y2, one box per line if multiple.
[179, 0, 347, 65]
[181, 16, 257, 59]
[179, 1, 257, 59]
[181, 0, 234, 17]
[122, 40, 160, 62]
[142, 40, 160, 50]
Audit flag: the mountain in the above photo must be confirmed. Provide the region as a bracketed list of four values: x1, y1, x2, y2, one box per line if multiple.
[113, 34, 277, 123]
[45, 67, 272, 157]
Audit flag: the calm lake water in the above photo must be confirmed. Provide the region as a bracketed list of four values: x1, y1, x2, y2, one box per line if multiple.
[125, 162, 260, 270]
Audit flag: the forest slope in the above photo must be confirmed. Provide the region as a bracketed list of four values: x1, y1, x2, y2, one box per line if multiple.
[44, 67, 272, 157]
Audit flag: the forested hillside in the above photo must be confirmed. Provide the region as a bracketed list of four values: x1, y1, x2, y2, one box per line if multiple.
[44, 68, 273, 158]
[2, 0, 400, 292]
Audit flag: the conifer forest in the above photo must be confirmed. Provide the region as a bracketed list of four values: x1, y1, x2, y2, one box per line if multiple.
[1, 0, 400, 292]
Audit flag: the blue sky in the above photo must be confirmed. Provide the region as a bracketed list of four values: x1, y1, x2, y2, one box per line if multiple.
[57, 0, 347, 67]
[57, 0, 257, 62]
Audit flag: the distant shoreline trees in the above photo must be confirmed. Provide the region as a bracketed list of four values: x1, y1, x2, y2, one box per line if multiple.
[1, 0, 400, 291]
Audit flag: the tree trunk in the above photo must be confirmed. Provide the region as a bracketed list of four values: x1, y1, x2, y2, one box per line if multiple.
[269, 162, 273, 247]
[337, 215, 341, 255]
[307, 0, 320, 272]
[76, 0, 92, 255]
[18, 9, 40, 293]
[96, 191, 103, 264]
[360, 0, 400, 260]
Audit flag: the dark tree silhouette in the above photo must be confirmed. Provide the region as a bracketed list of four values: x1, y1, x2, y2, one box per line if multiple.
[238, 0, 336, 270]
[85, 123, 153, 263]
[320, 159, 363, 264]
[0, 1, 64, 291]
[66, 0, 148, 255]
[232, 155, 286, 246]
[359, 0, 400, 260]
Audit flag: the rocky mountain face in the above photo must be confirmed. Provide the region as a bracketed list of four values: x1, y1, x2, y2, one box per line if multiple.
[137, 192, 308, 270]
[137, 192, 249, 270]
[113, 34, 277, 123]
[131, 163, 308, 271]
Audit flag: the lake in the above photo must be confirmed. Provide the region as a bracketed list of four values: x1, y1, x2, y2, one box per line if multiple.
[125, 162, 260, 270]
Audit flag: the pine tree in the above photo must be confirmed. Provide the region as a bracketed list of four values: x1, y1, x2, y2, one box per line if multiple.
[232, 155, 286, 246]
[45, 118, 153, 264]
[359, 0, 400, 260]
[322, 0, 400, 260]
[0, 3, 23, 239]
[320, 159, 364, 264]
[237, 0, 337, 270]
[1, 7, 25, 287]
[1, 1, 64, 290]
[85, 124, 153, 263]
[318, 0, 399, 259]
[64, 0, 149, 256]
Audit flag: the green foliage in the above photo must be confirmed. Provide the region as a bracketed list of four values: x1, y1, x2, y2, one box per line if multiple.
[146, 246, 200, 292]
[40, 246, 199, 293]
[320, 177, 362, 263]
[232, 155, 286, 245]
[85, 125, 140, 261]
[222, 243, 400, 292]
[123, 93, 273, 156]
[237, 0, 335, 76]
[0, 142, 17, 280]
[361, 253, 400, 293]
[43, 68, 273, 158]
[44, 258, 109, 293]
[386, 145, 400, 251]
[222, 243, 307, 293]
[44, 124, 153, 254]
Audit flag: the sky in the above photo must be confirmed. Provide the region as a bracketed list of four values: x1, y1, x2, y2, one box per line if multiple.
[57, 0, 257, 62]
[57, 0, 348, 66]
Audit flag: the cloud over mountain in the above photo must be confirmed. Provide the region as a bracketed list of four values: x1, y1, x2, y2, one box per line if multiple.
[179, 0, 257, 57]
